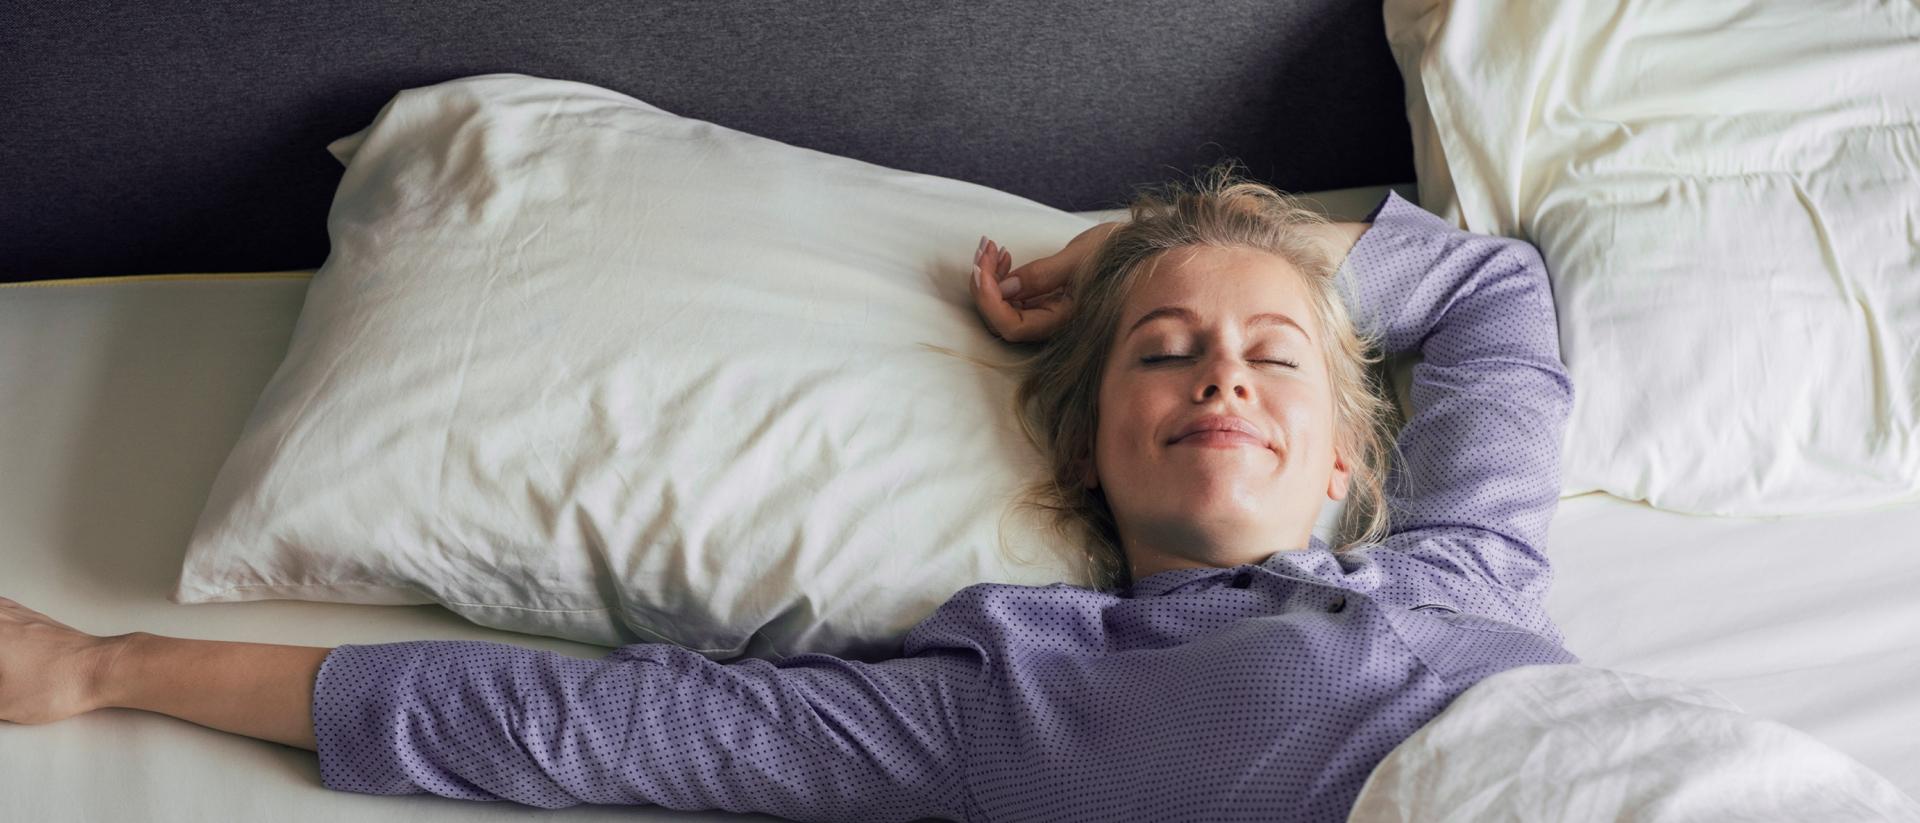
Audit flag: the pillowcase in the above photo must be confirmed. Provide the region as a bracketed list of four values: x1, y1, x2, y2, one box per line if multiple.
[176, 73, 1356, 659]
[1383, 0, 1920, 515]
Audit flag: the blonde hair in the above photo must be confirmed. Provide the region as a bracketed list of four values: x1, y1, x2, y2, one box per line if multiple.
[931, 159, 1401, 591]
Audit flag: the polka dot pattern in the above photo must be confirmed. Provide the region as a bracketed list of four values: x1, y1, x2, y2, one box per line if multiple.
[311, 192, 1579, 822]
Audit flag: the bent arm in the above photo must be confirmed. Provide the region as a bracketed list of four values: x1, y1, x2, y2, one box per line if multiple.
[1331, 192, 1574, 633]
[1339, 193, 1571, 554]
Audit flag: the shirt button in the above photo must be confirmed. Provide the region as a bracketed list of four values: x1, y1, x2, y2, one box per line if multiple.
[1327, 596, 1347, 613]
[1229, 570, 1254, 589]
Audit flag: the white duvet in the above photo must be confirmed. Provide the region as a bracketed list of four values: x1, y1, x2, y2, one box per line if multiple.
[1350, 664, 1920, 821]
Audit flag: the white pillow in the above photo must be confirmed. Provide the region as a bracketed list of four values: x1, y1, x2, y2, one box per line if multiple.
[1383, 0, 1920, 515]
[176, 73, 1354, 659]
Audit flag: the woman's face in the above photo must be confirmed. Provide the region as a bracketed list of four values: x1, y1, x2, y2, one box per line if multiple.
[1087, 245, 1349, 574]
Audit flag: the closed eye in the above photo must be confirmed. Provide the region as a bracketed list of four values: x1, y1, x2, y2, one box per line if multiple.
[1140, 355, 1299, 368]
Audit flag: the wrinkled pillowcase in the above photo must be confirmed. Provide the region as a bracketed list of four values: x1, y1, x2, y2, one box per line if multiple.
[1383, 0, 1920, 515]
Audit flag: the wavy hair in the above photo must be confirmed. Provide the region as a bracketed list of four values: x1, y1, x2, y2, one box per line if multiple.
[930, 159, 1401, 591]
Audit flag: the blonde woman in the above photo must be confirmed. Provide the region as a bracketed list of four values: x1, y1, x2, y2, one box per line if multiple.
[0, 161, 1577, 822]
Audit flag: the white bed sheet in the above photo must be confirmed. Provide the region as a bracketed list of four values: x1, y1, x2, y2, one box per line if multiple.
[2, 186, 1913, 819]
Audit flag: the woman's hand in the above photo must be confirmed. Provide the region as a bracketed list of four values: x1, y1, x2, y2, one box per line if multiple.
[0, 595, 123, 725]
[971, 221, 1121, 343]
[967, 218, 1365, 343]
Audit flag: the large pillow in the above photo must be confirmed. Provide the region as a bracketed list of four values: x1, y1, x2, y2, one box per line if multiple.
[175, 73, 1356, 660]
[1383, 0, 1920, 515]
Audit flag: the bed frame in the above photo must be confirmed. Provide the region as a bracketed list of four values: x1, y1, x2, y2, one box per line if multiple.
[0, 0, 1413, 283]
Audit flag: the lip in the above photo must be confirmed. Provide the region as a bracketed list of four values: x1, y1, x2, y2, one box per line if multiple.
[1176, 430, 1267, 448]
[1169, 415, 1267, 448]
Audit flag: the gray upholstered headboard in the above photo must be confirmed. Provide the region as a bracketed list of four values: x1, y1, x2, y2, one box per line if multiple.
[0, 1, 1414, 283]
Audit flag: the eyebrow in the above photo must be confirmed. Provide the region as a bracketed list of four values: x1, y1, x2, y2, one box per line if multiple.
[1124, 306, 1310, 342]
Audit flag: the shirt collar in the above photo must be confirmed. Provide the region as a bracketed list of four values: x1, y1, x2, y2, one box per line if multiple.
[1263, 534, 1334, 569]
[1121, 566, 1228, 598]
[1119, 535, 1333, 597]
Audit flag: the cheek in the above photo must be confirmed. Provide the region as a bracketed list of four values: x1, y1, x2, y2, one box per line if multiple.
[1276, 386, 1335, 450]
[1094, 375, 1153, 461]
[1092, 382, 1125, 461]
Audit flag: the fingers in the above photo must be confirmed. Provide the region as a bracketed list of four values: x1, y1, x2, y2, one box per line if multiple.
[979, 238, 1013, 297]
[972, 237, 1071, 344]
[972, 238, 1025, 341]
[969, 233, 1084, 343]
[971, 238, 1017, 338]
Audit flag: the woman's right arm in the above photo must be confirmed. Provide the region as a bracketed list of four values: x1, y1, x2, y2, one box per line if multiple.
[0, 597, 324, 751]
[88, 628, 978, 819]
[3, 591, 976, 820]
[295, 639, 979, 820]
[105, 631, 327, 751]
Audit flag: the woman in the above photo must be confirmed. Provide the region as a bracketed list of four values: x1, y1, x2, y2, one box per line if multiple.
[0, 162, 1578, 822]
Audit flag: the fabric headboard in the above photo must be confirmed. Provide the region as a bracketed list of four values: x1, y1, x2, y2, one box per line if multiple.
[0, 1, 1414, 283]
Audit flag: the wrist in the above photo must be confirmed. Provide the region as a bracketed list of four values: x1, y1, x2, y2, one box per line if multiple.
[90, 630, 151, 711]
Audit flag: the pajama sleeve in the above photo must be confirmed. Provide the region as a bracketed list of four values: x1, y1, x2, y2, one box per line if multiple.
[1333, 192, 1575, 622]
[312, 638, 978, 822]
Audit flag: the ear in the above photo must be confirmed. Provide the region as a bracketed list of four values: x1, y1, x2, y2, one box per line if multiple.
[1326, 446, 1351, 502]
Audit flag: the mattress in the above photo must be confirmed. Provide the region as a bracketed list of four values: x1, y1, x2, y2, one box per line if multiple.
[3, 186, 1914, 819]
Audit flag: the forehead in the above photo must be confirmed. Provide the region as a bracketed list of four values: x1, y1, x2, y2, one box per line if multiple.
[1121, 246, 1316, 337]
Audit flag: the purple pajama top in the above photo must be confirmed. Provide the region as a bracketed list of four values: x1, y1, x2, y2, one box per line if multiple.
[311, 191, 1579, 822]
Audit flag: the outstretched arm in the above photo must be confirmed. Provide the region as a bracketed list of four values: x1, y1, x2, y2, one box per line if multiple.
[5, 591, 979, 821]
[0, 596, 324, 751]
[4, 593, 979, 820]
[306, 639, 976, 820]
[108, 631, 327, 750]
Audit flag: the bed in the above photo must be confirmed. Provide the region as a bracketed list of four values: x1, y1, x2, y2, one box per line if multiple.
[4, 2, 1918, 821]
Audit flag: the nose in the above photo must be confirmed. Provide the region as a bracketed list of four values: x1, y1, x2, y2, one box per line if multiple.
[1193, 356, 1251, 402]
[1197, 383, 1250, 401]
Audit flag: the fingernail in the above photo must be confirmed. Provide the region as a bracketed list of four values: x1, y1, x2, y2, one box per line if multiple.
[970, 265, 981, 292]
[977, 236, 988, 260]
[999, 275, 1021, 298]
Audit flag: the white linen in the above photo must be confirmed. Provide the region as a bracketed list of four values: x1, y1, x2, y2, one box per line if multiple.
[2, 270, 1917, 817]
[175, 73, 1109, 662]
[1543, 490, 1920, 794]
[1382, 0, 1920, 516]
[1349, 664, 1920, 821]
[0, 275, 749, 821]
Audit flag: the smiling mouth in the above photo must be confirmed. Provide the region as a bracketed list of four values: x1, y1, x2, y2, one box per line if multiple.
[1174, 430, 1267, 448]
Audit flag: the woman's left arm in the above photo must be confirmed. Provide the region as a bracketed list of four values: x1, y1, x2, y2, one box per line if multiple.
[1329, 192, 1574, 635]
